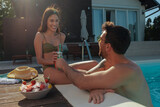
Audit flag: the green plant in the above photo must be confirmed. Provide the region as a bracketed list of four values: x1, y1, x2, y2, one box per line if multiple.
[0, 0, 15, 59]
[145, 16, 160, 41]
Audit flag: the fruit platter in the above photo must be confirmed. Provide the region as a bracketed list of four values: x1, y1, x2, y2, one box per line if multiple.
[20, 79, 52, 99]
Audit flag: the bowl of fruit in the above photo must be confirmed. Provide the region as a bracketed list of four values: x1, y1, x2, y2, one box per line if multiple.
[20, 79, 52, 99]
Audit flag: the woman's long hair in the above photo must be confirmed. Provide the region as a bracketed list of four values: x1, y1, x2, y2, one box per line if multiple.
[38, 6, 60, 33]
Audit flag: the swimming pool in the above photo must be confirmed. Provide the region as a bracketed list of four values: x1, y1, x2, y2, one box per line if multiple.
[136, 60, 160, 107]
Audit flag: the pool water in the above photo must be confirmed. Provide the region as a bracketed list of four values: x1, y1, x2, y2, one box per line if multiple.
[137, 61, 160, 107]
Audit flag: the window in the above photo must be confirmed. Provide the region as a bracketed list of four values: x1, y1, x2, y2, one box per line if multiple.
[106, 10, 115, 23]
[92, 9, 103, 42]
[128, 11, 138, 41]
[116, 10, 138, 41]
[92, 8, 138, 42]
[116, 10, 127, 28]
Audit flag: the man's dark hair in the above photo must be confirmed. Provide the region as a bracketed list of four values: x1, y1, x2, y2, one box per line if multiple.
[103, 22, 131, 54]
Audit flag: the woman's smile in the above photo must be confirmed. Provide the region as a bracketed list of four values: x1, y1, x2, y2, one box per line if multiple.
[47, 14, 59, 32]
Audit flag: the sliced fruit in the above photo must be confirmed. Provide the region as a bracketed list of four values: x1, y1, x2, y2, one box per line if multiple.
[48, 84, 52, 89]
[31, 80, 36, 86]
[40, 83, 46, 90]
[45, 79, 49, 83]
[26, 84, 33, 92]
[22, 81, 26, 85]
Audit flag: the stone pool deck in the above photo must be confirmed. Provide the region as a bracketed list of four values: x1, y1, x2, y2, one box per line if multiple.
[0, 55, 160, 107]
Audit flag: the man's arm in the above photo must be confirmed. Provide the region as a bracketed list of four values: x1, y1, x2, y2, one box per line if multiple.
[56, 58, 135, 90]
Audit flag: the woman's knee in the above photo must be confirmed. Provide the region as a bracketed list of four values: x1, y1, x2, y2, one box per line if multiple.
[43, 68, 52, 78]
[43, 67, 66, 84]
[69, 60, 98, 70]
[90, 60, 98, 65]
[83, 60, 98, 67]
[43, 68, 56, 81]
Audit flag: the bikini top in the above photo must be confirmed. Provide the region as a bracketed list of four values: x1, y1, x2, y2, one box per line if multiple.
[42, 33, 61, 53]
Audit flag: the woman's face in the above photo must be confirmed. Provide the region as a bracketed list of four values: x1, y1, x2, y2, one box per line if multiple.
[47, 14, 59, 32]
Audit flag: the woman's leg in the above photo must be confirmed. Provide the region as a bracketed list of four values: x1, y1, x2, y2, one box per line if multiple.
[43, 60, 98, 84]
[69, 60, 98, 71]
[43, 67, 71, 84]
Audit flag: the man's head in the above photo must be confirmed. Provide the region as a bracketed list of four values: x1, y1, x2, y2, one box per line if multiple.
[99, 22, 131, 58]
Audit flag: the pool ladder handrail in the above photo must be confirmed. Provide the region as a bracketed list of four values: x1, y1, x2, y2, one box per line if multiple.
[82, 40, 92, 60]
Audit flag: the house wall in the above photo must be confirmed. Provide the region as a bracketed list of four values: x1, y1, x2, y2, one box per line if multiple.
[12, 0, 92, 43]
[3, 0, 92, 59]
[3, 18, 40, 59]
[139, 6, 145, 41]
[92, 0, 145, 41]
[92, 0, 141, 7]
[125, 41, 160, 56]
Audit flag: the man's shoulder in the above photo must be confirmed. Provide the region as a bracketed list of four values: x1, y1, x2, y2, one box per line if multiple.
[110, 63, 141, 86]
[114, 62, 140, 76]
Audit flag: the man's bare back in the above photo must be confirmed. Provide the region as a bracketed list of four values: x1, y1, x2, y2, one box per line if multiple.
[104, 60, 153, 107]
[86, 58, 153, 106]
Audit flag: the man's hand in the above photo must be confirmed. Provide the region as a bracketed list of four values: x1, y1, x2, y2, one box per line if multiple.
[88, 89, 115, 104]
[55, 58, 66, 71]
[88, 89, 106, 104]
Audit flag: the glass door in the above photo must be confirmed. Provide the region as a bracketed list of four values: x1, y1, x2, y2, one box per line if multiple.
[116, 10, 138, 41]
[128, 11, 138, 41]
[116, 10, 127, 28]
[106, 10, 115, 24]
[92, 9, 103, 42]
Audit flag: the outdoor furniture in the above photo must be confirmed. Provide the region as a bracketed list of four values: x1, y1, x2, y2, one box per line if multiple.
[66, 43, 82, 60]
[12, 55, 32, 64]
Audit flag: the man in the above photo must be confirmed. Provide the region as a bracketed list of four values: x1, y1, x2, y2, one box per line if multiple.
[55, 22, 153, 107]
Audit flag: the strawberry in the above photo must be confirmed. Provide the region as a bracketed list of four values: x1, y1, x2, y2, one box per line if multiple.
[40, 83, 46, 90]
[45, 78, 49, 83]
[45, 76, 50, 83]
[22, 81, 26, 85]
[31, 80, 36, 86]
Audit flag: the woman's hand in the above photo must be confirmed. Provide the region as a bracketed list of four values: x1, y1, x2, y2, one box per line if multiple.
[52, 51, 58, 61]
[52, 52, 59, 67]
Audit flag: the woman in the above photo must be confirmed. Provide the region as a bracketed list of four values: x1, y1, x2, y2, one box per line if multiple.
[34, 7, 98, 84]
